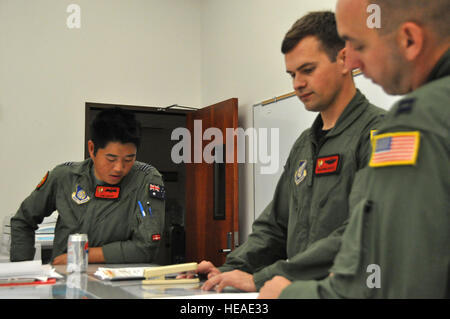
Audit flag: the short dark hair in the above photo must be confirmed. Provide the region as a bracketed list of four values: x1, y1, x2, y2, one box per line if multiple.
[281, 11, 345, 62]
[90, 107, 141, 155]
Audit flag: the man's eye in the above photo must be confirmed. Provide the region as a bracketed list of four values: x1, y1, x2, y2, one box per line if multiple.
[303, 68, 315, 74]
[107, 158, 116, 162]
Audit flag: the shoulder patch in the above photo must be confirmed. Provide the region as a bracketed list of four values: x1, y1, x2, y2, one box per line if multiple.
[149, 183, 165, 200]
[370, 130, 378, 141]
[395, 98, 416, 116]
[36, 171, 49, 190]
[369, 131, 420, 167]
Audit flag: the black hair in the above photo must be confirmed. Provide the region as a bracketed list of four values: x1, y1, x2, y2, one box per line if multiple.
[90, 107, 141, 155]
[281, 11, 345, 62]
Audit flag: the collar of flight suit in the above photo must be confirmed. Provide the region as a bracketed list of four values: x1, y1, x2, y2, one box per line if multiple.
[70, 158, 139, 198]
[426, 48, 450, 83]
[309, 89, 370, 143]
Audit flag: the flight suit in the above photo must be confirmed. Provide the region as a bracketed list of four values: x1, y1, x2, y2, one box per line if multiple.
[280, 49, 450, 299]
[219, 90, 386, 289]
[10, 159, 166, 264]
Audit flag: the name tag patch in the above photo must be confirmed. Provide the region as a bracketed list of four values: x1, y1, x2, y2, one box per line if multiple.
[95, 186, 120, 199]
[149, 183, 165, 200]
[369, 132, 420, 167]
[315, 155, 341, 176]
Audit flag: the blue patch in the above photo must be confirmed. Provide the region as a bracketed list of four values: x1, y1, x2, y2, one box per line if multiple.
[72, 185, 90, 205]
[375, 136, 392, 152]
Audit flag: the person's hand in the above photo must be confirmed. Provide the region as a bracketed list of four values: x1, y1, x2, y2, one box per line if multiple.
[52, 253, 67, 265]
[258, 276, 292, 299]
[177, 260, 221, 279]
[201, 270, 256, 292]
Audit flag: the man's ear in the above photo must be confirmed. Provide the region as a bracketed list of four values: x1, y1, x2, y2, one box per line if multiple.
[88, 140, 95, 159]
[337, 47, 351, 75]
[397, 22, 424, 61]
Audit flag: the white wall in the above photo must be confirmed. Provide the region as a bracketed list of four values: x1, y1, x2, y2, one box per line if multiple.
[0, 0, 202, 221]
[1, 0, 361, 245]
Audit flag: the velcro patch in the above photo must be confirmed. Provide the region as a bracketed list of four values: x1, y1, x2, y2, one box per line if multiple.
[149, 183, 165, 200]
[95, 186, 120, 199]
[315, 155, 341, 176]
[36, 171, 49, 190]
[369, 131, 420, 167]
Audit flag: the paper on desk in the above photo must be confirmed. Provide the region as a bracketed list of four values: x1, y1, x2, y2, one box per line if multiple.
[0, 260, 63, 281]
[94, 266, 156, 280]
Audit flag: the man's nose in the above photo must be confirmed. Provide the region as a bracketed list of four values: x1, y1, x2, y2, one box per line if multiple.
[112, 160, 125, 172]
[293, 74, 307, 91]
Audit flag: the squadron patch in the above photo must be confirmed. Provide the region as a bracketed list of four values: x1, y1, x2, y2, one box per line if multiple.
[294, 160, 307, 185]
[95, 186, 120, 199]
[149, 183, 165, 200]
[315, 155, 341, 176]
[72, 185, 90, 204]
[36, 171, 49, 190]
[369, 132, 420, 167]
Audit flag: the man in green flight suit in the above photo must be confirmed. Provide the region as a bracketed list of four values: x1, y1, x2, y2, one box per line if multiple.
[10, 108, 166, 264]
[187, 11, 386, 292]
[259, 0, 449, 299]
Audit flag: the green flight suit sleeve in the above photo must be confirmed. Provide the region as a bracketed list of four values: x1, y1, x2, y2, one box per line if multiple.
[10, 170, 58, 261]
[218, 167, 290, 274]
[252, 113, 385, 290]
[102, 170, 166, 264]
[279, 123, 450, 298]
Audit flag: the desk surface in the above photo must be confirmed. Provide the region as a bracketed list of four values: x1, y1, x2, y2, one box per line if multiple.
[0, 263, 254, 299]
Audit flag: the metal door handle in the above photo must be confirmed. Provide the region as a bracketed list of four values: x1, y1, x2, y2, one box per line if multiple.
[219, 232, 233, 254]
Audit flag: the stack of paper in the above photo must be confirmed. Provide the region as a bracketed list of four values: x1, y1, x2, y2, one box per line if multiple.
[0, 260, 62, 284]
[35, 211, 58, 247]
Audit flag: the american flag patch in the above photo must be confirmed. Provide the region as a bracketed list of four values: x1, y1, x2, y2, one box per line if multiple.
[369, 132, 420, 167]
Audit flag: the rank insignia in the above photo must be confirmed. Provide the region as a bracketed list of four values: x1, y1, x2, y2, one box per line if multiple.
[369, 131, 420, 167]
[95, 186, 120, 199]
[294, 160, 307, 185]
[36, 171, 49, 190]
[315, 154, 341, 176]
[149, 183, 165, 200]
[72, 185, 90, 204]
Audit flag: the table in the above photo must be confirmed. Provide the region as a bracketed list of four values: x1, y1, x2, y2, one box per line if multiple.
[0, 263, 254, 299]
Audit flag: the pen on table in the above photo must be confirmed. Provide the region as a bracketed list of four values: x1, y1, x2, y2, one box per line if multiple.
[138, 200, 146, 217]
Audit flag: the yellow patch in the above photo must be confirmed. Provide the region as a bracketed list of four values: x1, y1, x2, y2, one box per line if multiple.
[369, 132, 420, 167]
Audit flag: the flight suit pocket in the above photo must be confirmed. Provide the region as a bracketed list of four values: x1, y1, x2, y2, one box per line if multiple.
[329, 198, 371, 275]
[135, 197, 165, 247]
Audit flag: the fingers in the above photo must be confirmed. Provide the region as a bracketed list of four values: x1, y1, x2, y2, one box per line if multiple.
[201, 270, 256, 293]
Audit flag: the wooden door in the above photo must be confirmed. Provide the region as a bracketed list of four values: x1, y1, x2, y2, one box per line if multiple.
[185, 98, 239, 266]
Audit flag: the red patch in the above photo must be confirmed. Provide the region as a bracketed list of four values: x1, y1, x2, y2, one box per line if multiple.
[36, 171, 49, 190]
[315, 155, 341, 176]
[152, 234, 161, 241]
[95, 186, 120, 199]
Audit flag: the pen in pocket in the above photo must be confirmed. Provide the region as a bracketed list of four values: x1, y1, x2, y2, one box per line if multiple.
[138, 200, 146, 217]
[146, 201, 152, 217]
